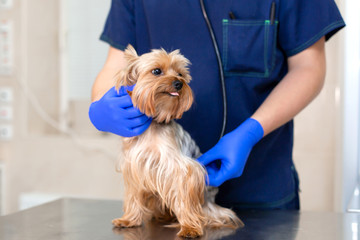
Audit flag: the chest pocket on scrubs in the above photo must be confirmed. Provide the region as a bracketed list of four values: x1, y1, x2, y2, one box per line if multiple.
[222, 19, 278, 78]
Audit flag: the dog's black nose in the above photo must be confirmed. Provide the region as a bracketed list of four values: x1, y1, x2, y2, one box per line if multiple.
[172, 80, 183, 90]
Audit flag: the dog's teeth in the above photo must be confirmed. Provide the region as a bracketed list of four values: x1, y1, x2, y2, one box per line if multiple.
[170, 92, 179, 96]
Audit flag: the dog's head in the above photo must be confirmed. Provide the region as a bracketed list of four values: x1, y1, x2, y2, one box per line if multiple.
[115, 45, 193, 123]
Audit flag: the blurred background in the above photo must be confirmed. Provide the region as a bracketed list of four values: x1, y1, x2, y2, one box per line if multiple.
[0, 0, 358, 215]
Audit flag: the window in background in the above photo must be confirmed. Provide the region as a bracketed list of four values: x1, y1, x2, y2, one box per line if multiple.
[343, 0, 360, 212]
[60, 0, 111, 135]
[62, 0, 111, 101]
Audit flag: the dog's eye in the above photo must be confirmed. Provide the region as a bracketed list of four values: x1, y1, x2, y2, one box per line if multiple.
[152, 68, 162, 76]
[178, 73, 183, 77]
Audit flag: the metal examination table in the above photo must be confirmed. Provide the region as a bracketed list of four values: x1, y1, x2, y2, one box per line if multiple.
[0, 198, 359, 239]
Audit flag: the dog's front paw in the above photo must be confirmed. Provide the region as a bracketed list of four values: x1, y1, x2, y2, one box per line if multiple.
[177, 226, 203, 238]
[112, 218, 142, 228]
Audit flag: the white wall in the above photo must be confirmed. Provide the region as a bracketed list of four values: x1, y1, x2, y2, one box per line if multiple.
[293, 33, 345, 211]
[0, 0, 125, 215]
[335, 0, 360, 212]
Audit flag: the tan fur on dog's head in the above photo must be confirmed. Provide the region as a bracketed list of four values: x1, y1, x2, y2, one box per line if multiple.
[115, 45, 193, 123]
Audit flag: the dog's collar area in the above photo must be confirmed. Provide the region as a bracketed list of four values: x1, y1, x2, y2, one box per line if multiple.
[154, 120, 172, 125]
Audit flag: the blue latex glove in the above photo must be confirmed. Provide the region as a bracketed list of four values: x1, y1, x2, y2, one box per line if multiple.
[89, 86, 152, 137]
[197, 118, 264, 187]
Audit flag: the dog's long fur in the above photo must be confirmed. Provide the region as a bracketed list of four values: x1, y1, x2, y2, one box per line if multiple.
[112, 45, 243, 238]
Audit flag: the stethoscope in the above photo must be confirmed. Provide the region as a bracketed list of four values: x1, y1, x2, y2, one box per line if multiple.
[199, 1, 277, 140]
[199, 0, 227, 139]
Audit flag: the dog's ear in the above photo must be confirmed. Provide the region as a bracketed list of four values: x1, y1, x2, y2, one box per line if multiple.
[115, 45, 139, 91]
[123, 44, 138, 64]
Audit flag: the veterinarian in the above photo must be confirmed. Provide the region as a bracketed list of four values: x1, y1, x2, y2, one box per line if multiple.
[89, 0, 345, 210]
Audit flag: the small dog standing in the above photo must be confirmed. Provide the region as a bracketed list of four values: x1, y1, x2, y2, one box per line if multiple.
[112, 45, 243, 238]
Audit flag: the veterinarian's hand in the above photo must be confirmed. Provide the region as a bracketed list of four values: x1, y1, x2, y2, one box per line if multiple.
[198, 118, 264, 187]
[89, 86, 152, 137]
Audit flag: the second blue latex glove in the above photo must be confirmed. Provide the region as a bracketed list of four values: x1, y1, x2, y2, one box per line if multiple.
[89, 86, 152, 137]
[197, 118, 264, 187]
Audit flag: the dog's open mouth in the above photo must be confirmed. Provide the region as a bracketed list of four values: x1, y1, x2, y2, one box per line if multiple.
[163, 92, 179, 97]
[169, 92, 179, 96]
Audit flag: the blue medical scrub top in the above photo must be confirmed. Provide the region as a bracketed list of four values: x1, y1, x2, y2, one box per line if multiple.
[100, 0, 345, 209]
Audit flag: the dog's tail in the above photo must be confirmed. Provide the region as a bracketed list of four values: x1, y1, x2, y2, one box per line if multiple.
[202, 187, 244, 229]
[202, 200, 244, 229]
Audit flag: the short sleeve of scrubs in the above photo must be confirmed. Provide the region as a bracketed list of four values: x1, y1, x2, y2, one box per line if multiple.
[100, 0, 135, 50]
[278, 0, 345, 57]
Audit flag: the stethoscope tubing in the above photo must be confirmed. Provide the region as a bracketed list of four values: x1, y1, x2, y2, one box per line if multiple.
[199, 0, 227, 139]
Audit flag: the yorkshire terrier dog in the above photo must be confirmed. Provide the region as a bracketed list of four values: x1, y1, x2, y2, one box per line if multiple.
[112, 45, 243, 238]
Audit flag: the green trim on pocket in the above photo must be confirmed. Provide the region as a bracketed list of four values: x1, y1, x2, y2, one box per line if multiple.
[264, 21, 270, 78]
[222, 19, 278, 78]
[225, 20, 270, 26]
[222, 20, 229, 76]
[271, 21, 279, 73]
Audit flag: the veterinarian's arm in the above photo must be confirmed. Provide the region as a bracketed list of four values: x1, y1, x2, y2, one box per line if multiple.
[251, 37, 326, 136]
[91, 47, 127, 102]
[89, 46, 152, 137]
[199, 37, 326, 187]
